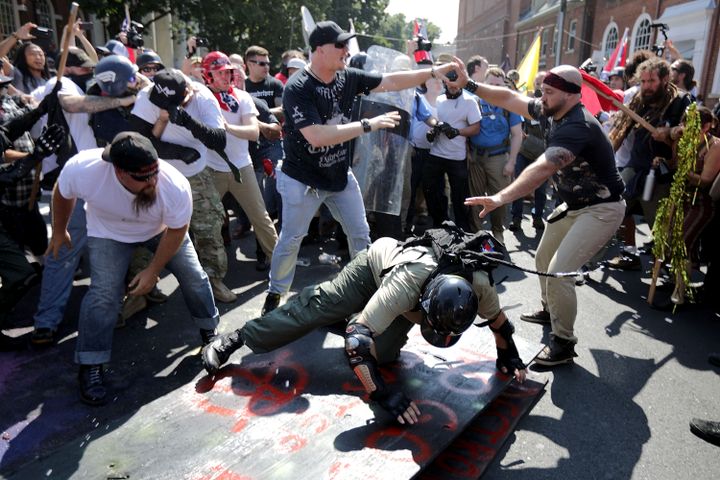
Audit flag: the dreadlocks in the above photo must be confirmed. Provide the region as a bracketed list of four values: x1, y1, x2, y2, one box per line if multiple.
[609, 57, 679, 151]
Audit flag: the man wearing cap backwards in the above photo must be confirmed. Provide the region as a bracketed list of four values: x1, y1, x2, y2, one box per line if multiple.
[460, 63, 626, 366]
[130, 68, 237, 303]
[202, 235, 526, 424]
[48, 132, 220, 405]
[263, 20, 464, 315]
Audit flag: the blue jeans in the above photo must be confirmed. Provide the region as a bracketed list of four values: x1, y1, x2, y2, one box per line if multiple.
[75, 234, 219, 365]
[268, 170, 370, 294]
[510, 153, 548, 220]
[34, 200, 88, 330]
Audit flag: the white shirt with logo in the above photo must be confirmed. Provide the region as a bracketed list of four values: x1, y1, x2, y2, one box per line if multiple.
[207, 89, 258, 171]
[131, 83, 225, 178]
[58, 148, 192, 243]
[430, 91, 481, 161]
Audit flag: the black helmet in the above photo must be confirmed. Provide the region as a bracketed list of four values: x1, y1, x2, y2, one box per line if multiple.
[136, 51, 165, 71]
[94, 55, 138, 97]
[419, 274, 478, 348]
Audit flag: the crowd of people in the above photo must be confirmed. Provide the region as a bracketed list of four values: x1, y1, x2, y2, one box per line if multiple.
[0, 18, 717, 444]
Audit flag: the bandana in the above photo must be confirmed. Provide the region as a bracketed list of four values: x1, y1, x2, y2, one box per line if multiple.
[213, 86, 240, 113]
[543, 72, 581, 94]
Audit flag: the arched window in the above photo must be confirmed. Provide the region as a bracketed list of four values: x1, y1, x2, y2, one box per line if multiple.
[567, 20, 577, 52]
[603, 23, 619, 59]
[0, 0, 17, 37]
[632, 14, 653, 53]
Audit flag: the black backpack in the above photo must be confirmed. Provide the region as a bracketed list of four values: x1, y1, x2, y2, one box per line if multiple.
[383, 221, 507, 289]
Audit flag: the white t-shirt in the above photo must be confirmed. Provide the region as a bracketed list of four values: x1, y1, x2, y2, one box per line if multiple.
[430, 91, 481, 161]
[207, 88, 258, 171]
[35, 77, 98, 174]
[58, 148, 193, 243]
[131, 83, 225, 178]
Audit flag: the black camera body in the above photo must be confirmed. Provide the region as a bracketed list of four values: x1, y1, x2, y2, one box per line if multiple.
[126, 20, 144, 49]
[195, 37, 209, 48]
[30, 27, 52, 38]
[650, 23, 669, 57]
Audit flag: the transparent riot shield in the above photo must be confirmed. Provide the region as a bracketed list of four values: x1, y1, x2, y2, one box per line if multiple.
[352, 46, 414, 216]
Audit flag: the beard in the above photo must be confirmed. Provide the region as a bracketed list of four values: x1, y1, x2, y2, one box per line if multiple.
[541, 101, 560, 117]
[133, 185, 157, 215]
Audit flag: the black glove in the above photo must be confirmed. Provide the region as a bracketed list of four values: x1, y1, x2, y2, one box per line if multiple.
[441, 123, 460, 139]
[167, 105, 192, 128]
[37, 81, 63, 116]
[34, 124, 66, 158]
[426, 122, 446, 143]
[496, 346, 526, 373]
[370, 389, 413, 421]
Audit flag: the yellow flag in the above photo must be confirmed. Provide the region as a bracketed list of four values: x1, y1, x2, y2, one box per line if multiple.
[516, 32, 541, 93]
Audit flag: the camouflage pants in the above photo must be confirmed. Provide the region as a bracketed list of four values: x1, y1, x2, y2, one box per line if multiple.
[188, 167, 227, 280]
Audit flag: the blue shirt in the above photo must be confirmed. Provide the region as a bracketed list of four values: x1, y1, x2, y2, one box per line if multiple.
[470, 97, 521, 151]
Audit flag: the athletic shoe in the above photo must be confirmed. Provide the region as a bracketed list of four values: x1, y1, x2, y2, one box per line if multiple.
[534, 335, 578, 366]
[520, 309, 551, 325]
[78, 364, 107, 406]
[689, 418, 720, 447]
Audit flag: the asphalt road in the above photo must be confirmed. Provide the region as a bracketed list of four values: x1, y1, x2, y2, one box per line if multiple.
[1, 207, 719, 479]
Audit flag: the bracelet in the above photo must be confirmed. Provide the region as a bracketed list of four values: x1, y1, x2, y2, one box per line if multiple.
[465, 79, 479, 93]
[360, 118, 371, 133]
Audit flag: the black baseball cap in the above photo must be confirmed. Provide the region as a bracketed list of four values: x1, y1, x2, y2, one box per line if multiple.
[309, 21, 355, 49]
[65, 47, 96, 68]
[148, 69, 187, 110]
[102, 132, 158, 172]
[0, 74, 12, 86]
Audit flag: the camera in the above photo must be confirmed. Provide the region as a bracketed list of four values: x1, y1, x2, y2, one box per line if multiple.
[579, 58, 597, 74]
[413, 34, 433, 64]
[195, 37, 209, 48]
[650, 23, 669, 57]
[79, 22, 93, 31]
[30, 27, 52, 38]
[126, 20, 144, 49]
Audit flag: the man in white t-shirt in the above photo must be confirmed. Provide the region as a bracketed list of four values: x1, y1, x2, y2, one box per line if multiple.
[130, 69, 236, 303]
[425, 70, 481, 231]
[48, 132, 219, 405]
[202, 51, 278, 272]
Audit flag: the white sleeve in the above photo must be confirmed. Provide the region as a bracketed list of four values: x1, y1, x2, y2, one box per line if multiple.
[161, 170, 193, 228]
[198, 90, 225, 129]
[131, 89, 160, 124]
[467, 97, 482, 124]
[238, 90, 258, 117]
[56, 157, 82, 199]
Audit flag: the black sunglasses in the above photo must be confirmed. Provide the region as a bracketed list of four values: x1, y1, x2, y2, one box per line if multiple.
[334, 41, 349, 49]
[140, 65, 161, 73]
[127, 169, 159, 182]
[248, 59, 271, 67]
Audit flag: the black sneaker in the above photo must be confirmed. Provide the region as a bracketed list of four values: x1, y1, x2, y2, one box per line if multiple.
[508, 217, 522, 232]
[200, 329, 217, 346]
[261, 292, 281, 316]
[201, 330, 244, 375]
[78, 364, 107, 405]
[689, 418, 720, 447]
[534, 336, 578, 366]
[520, 309, 551, 325]
[31, 327, 56, 346]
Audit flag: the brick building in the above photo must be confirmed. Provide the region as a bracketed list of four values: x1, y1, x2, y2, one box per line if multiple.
[457, 0, 720, 102]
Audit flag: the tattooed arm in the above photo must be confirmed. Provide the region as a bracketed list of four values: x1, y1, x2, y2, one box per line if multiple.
[465, 146, 574, 217]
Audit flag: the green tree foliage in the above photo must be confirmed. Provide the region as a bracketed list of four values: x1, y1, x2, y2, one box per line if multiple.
[81, 0, 391, 66]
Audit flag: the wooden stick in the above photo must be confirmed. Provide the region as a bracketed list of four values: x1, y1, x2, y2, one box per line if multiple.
[27, 2, 79, 211]
[583, 81, 659, 135]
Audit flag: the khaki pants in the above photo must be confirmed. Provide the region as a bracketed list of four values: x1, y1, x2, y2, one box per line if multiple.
[468, 150, 510, 240]
[212, 166, 278, 258]
[536, 200, 625, 343]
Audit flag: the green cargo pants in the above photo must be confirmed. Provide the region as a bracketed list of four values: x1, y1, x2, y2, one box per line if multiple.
[242, 249, 414, 364]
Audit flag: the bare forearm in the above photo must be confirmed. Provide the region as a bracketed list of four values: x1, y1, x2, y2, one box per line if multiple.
[59, 95, 132, 114]
[375, 63, 454, 92]
[497, 157, 555, 204]
[467, 83, 533, 120]
[226, 122, 259, 141]
[147, 226, 188, 275]
[51, 185, 75, 233]
[302, 122, 365, 148]
[75, 33, 98, 63]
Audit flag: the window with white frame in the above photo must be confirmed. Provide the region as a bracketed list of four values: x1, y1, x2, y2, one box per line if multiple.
[34, 0, 58, 43]
[0, 0, 16, 37]
[604, 24, 619, 59]
[567, 20, 577, 51]
[540, 29, 549, 58]
[632, 14, 653, 53]
[551, 28, 558, 56]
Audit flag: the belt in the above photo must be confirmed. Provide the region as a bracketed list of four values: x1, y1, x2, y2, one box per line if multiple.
[471, 145, 508, 156]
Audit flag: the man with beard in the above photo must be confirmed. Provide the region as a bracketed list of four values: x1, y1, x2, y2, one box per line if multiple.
[48, 132, 219, 405]
[607, 57, 692, 270]
[263, 21, 464, 314]
[460, 64, 626, 366]
[31, 47, 140, 346]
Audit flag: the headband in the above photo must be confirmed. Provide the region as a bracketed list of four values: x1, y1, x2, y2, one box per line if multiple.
[543, 71, 582, 94]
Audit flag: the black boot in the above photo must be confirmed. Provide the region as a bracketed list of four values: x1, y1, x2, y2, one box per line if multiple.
[261, 292, 281, 316]
[201, 329, 244, 375]
[78, 364, 107, 405]
[690, 418, 720, 447]
[534, 335, 578, 366]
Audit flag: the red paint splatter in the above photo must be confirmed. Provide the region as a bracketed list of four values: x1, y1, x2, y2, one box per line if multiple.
[278, 434, 308, 453]
[366, 427, 433, 463]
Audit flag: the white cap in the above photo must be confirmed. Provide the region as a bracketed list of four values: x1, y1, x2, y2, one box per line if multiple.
[287, 58, 307, 70]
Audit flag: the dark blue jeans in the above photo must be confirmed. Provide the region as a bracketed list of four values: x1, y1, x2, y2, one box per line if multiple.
[422, 154, 470, 231]
[510, 153, 548, 220]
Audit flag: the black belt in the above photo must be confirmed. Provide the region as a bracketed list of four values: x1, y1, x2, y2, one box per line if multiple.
[471, 145, 508, 156]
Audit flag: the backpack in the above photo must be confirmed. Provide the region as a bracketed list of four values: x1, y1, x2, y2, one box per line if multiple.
[382, 221, 507, 289]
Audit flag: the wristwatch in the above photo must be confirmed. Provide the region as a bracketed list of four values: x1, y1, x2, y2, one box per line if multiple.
[361, 118, 371, 133]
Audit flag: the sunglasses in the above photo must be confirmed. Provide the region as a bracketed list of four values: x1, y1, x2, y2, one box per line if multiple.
[248, 59, 271, 67]
[127, 169, 159, 182]
[334, 41, 349, 49]
[140, 65, 161, 73]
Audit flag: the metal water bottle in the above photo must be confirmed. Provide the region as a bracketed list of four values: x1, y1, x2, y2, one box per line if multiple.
[642, 168, 656, 202]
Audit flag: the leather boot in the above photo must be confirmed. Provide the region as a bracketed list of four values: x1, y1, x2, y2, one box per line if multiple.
[201, 329, 244, 374]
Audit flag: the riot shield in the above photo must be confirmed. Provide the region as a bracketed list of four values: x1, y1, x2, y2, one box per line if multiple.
[352, 46, 414, 216]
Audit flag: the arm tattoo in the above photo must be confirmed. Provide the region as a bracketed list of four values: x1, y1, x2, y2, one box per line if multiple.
[545, 146, 575, 169]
